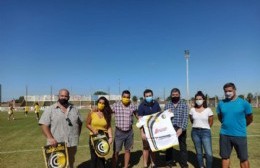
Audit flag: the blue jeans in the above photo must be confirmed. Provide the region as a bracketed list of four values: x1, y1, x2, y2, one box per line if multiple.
[191, 128, 213, 168]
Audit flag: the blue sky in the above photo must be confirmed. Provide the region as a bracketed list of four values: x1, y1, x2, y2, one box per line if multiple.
[1, 0, 260, 101]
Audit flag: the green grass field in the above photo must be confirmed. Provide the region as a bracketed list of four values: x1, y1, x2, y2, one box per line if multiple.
[0, 108, 260, 168]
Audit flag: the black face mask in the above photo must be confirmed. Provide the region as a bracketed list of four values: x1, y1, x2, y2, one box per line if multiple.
[59, 99, 69, 106]
[171, 97, 180, 103]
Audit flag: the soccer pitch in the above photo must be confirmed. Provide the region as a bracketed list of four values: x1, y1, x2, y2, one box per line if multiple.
[0, 108, 260, 168]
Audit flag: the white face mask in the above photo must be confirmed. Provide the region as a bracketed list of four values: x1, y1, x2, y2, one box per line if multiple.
[225, 91, 234, 99]
[195, 100, 204, 106]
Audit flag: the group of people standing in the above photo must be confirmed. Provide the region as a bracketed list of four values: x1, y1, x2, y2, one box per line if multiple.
[38, 82, 253, 168]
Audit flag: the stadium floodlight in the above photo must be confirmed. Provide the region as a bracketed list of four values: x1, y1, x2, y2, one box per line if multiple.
[26, 85, 28, 106]
[50, 86, 53, 104]
[184, 50, 190, 103]
[0, 84, 2, 104]
[118, 78, 121, 98]
[257, 92, 259, 108]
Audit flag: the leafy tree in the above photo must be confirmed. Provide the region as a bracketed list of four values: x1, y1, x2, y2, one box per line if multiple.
[16, 96, 24, 103]
[139, 97, 144, 102]
[205, 94, 209, 101]
[215, 95, 219, 101]
[238, 95, 245, 99]
[94, 91, 108, 95]
[132, 96, 138, 103]
[247, 93, 254, 103]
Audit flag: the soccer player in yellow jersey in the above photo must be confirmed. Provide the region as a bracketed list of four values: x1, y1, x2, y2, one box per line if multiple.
[34, 102, 40, 120]
[8, 104, 15, 120]
[24, 106, 29, 117]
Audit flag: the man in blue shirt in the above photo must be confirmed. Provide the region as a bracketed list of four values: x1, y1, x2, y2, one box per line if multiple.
[217, 82, 253, 168]
[138, 89, 161, 168]
[164, 88, 189, 168]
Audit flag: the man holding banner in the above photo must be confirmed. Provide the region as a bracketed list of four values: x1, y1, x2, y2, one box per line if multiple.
[138, 89, 161, 168]
[164, 88, 189, 168]
[39, 89, 83, 168]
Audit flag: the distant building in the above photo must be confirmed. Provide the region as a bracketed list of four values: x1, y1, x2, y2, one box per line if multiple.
[24, 94, 121, 102]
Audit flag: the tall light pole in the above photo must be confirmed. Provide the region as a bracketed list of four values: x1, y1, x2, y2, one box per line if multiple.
[25, 85, 28, 107]
[184, 50, 190, 102]
[256, 92, 259, 108]
[0, 84, 2, 105]
[50, 85, 53, 105]
[118, 78, 121, 95]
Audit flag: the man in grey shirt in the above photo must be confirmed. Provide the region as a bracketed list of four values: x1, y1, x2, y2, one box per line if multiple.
[39, 89, 83, 168]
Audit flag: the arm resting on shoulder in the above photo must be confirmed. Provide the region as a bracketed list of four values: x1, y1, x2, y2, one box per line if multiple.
[246, 114, 253, 126]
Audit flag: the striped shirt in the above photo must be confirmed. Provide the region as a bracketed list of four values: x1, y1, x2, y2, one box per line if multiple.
[111, 101, 137, 131]
[164, 99, 189, 130]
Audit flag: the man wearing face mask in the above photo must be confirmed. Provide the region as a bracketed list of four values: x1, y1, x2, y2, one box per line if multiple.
[217, 83, 253, 168]
[39, 89, 83, 168]
[138, 89, 161, 168]
[164, 88, 189, 168]
[111, 90, 138, 168]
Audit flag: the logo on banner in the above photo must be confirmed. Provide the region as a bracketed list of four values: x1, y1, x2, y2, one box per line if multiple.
[91, 130, 110, 157]
[42, 142, 68, 168]
[136, 110, 179, 151]
[48, 152, 66, 168]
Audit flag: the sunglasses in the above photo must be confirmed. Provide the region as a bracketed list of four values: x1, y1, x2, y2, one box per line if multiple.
[66, 118, 73, 126]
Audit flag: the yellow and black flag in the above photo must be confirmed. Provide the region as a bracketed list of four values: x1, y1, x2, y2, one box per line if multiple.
[91, 130, 110, 158]
[42, 142, 68, 168]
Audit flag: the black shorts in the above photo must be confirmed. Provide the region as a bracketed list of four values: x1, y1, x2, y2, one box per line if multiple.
[219, 134, 248, 161]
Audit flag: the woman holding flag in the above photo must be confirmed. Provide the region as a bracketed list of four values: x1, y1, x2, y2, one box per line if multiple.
[86, 96, 113, 168]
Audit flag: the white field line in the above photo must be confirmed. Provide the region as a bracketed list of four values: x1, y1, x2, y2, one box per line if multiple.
[1, 134, 260, 154]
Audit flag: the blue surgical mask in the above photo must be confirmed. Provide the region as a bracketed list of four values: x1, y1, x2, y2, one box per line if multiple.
[145, 96, 153, 103]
